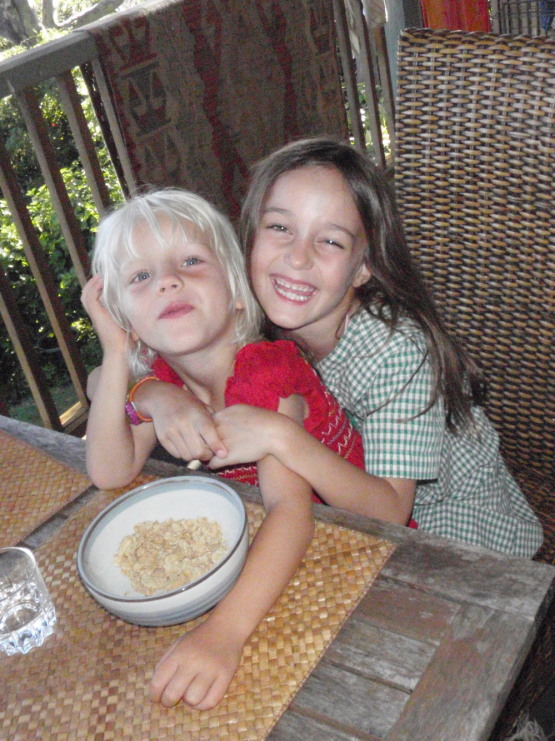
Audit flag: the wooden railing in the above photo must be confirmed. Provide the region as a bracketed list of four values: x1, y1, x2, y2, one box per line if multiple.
[0, 0, 395, 434]
[0, 33, 134, 433]
[490, 0, 554, 35]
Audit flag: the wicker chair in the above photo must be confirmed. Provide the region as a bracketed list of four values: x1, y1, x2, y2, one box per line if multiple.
[395, 28, 555, 563]
[394, 29, 555, 735]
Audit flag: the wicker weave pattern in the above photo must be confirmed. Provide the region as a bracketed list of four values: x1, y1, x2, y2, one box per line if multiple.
[394, 31, 555, 730]
[1, 487, 394, 740]
[0, 429, 91, 545]
[395, 29, 555, 562]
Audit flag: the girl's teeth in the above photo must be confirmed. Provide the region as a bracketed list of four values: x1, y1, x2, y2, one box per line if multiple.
[273, 279, 313, 302]
[277, 287, 311, 302]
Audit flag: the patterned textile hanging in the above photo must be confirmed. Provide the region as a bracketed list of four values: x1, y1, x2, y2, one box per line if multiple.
[86, 0, 348, 221]
[419, 0, 491, 32]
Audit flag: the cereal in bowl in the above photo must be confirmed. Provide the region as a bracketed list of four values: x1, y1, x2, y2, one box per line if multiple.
[114, 517, 228, 595]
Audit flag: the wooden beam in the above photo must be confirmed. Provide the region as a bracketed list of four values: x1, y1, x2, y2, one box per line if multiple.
[349, 0, 386, 166]
[0, 134, 89, 409]
[56, 69, 113, 217]
[332, 0, 366, 151]
[15, 87, 91, 287]
[0, 263, 62, 430]
[0, 32, 97, 99]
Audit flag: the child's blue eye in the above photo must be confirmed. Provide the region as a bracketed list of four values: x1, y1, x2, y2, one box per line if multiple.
[132, 271, 150, 282]
[268, 223, 287, 232]
[183, 256, 201, 266]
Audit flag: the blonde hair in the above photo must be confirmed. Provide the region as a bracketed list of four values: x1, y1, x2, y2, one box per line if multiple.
[92, 188, 262, 377]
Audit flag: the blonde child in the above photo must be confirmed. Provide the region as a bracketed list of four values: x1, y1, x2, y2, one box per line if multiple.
[82, 187, 368, 710]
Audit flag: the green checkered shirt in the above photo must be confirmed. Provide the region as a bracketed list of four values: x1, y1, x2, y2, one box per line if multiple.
[317, 310, 543, 557]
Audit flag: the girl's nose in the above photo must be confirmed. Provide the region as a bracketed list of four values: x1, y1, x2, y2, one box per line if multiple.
[156, 271, 182, 293]
[284, 237, 312, 270]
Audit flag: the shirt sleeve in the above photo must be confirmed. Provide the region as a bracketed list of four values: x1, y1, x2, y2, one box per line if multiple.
[225, 340, 316, 411]
[358, 335, 445, 480]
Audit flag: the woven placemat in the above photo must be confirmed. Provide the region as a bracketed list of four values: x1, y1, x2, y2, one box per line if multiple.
[0, 429, 91, 546]
[1, 485, 395, 740]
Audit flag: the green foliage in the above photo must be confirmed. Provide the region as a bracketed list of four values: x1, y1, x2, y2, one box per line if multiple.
[0, 164, 99, 404]
[0, 79, 123, 410]
[0, 81, 79, 193]
[0, 29, 67, 60]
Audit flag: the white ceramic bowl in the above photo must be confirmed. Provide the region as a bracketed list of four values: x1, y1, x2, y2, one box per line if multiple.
[77, 476, 248, 626]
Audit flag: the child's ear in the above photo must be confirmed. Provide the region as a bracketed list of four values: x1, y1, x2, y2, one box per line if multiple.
[352, 262, 371, 288]
[235, 298, 245, 310]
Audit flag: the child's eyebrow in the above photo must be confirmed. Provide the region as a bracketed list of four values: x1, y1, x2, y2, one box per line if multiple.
[120, 257, 144, 270]
[261, 206, 358, 242]
[261, 206, 289, 216]
[324, 222, 357, 240]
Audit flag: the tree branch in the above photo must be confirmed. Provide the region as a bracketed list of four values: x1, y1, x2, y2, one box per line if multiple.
[0, 0, 41, 45]
[48, 0, 125, 30]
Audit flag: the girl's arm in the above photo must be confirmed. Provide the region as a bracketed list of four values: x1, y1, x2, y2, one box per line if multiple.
[123, 376, 227, 463]
[150, 395, 314, 710]
[119, 373, 414, 523]
[209, 405, 415, 525]
[82, 277, 158, 488]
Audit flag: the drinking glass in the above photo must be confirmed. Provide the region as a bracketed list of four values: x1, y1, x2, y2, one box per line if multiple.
[0, 547, 57, 655]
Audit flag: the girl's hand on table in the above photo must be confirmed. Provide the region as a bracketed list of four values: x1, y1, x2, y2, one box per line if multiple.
[150, 618, 243, 710]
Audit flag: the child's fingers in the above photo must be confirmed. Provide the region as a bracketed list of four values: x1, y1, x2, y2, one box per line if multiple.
[182, 672, 219, 708]
[188, 673, 230, 711]
[154, 663, 221, 710]
[150, 645, 183, 704]
[197, 424, 227, 459]
[150, 620, 239, 711]
[156, 428, 213, 462]
[207, 454, 225, 470]
[80, 274, 102, 303]
[151, 663, 192, 708]
[160, 671, 194, 708]
[150, 669, 173, 704]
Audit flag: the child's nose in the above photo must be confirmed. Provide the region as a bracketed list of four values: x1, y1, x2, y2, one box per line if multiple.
[285, 237, 312, 270]
[156, 271, 182, 292]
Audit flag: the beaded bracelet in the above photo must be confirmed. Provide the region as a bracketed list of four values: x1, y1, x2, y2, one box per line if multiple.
[124, 400, 143, 426]
[125, 375, 160, 424]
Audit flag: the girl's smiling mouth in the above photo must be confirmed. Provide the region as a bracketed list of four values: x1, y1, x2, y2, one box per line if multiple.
[158, 302, 194, 319]
[272, 276, 315, 303]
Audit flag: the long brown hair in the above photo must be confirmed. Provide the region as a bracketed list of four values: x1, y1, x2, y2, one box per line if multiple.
[241, 137, 485, 433]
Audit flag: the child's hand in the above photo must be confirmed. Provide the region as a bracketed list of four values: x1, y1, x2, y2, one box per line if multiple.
[81, 275, 128, 355]
[208, 404, 290, 469]
[133, 382, 227, 462]
[150, 618, 243, 710]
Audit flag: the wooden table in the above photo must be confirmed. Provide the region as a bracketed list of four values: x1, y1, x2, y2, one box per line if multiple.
[2, 415, 554, 740]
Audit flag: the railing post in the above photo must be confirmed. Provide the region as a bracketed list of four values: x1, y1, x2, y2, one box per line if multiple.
[87, 58, 138, 194]
[0, 264, 63, 430]
[0, 134, 90, 414]
[14, 86, 91, 288]
[332, 0, 366, 151]
[56, 69, 113, 217]
[348, 0, 387, 167]
[373, 24, 395, 159]
[490, 0, 501, 33]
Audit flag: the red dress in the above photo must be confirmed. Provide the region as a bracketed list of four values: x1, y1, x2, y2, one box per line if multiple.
[151, 340, 364, 503]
